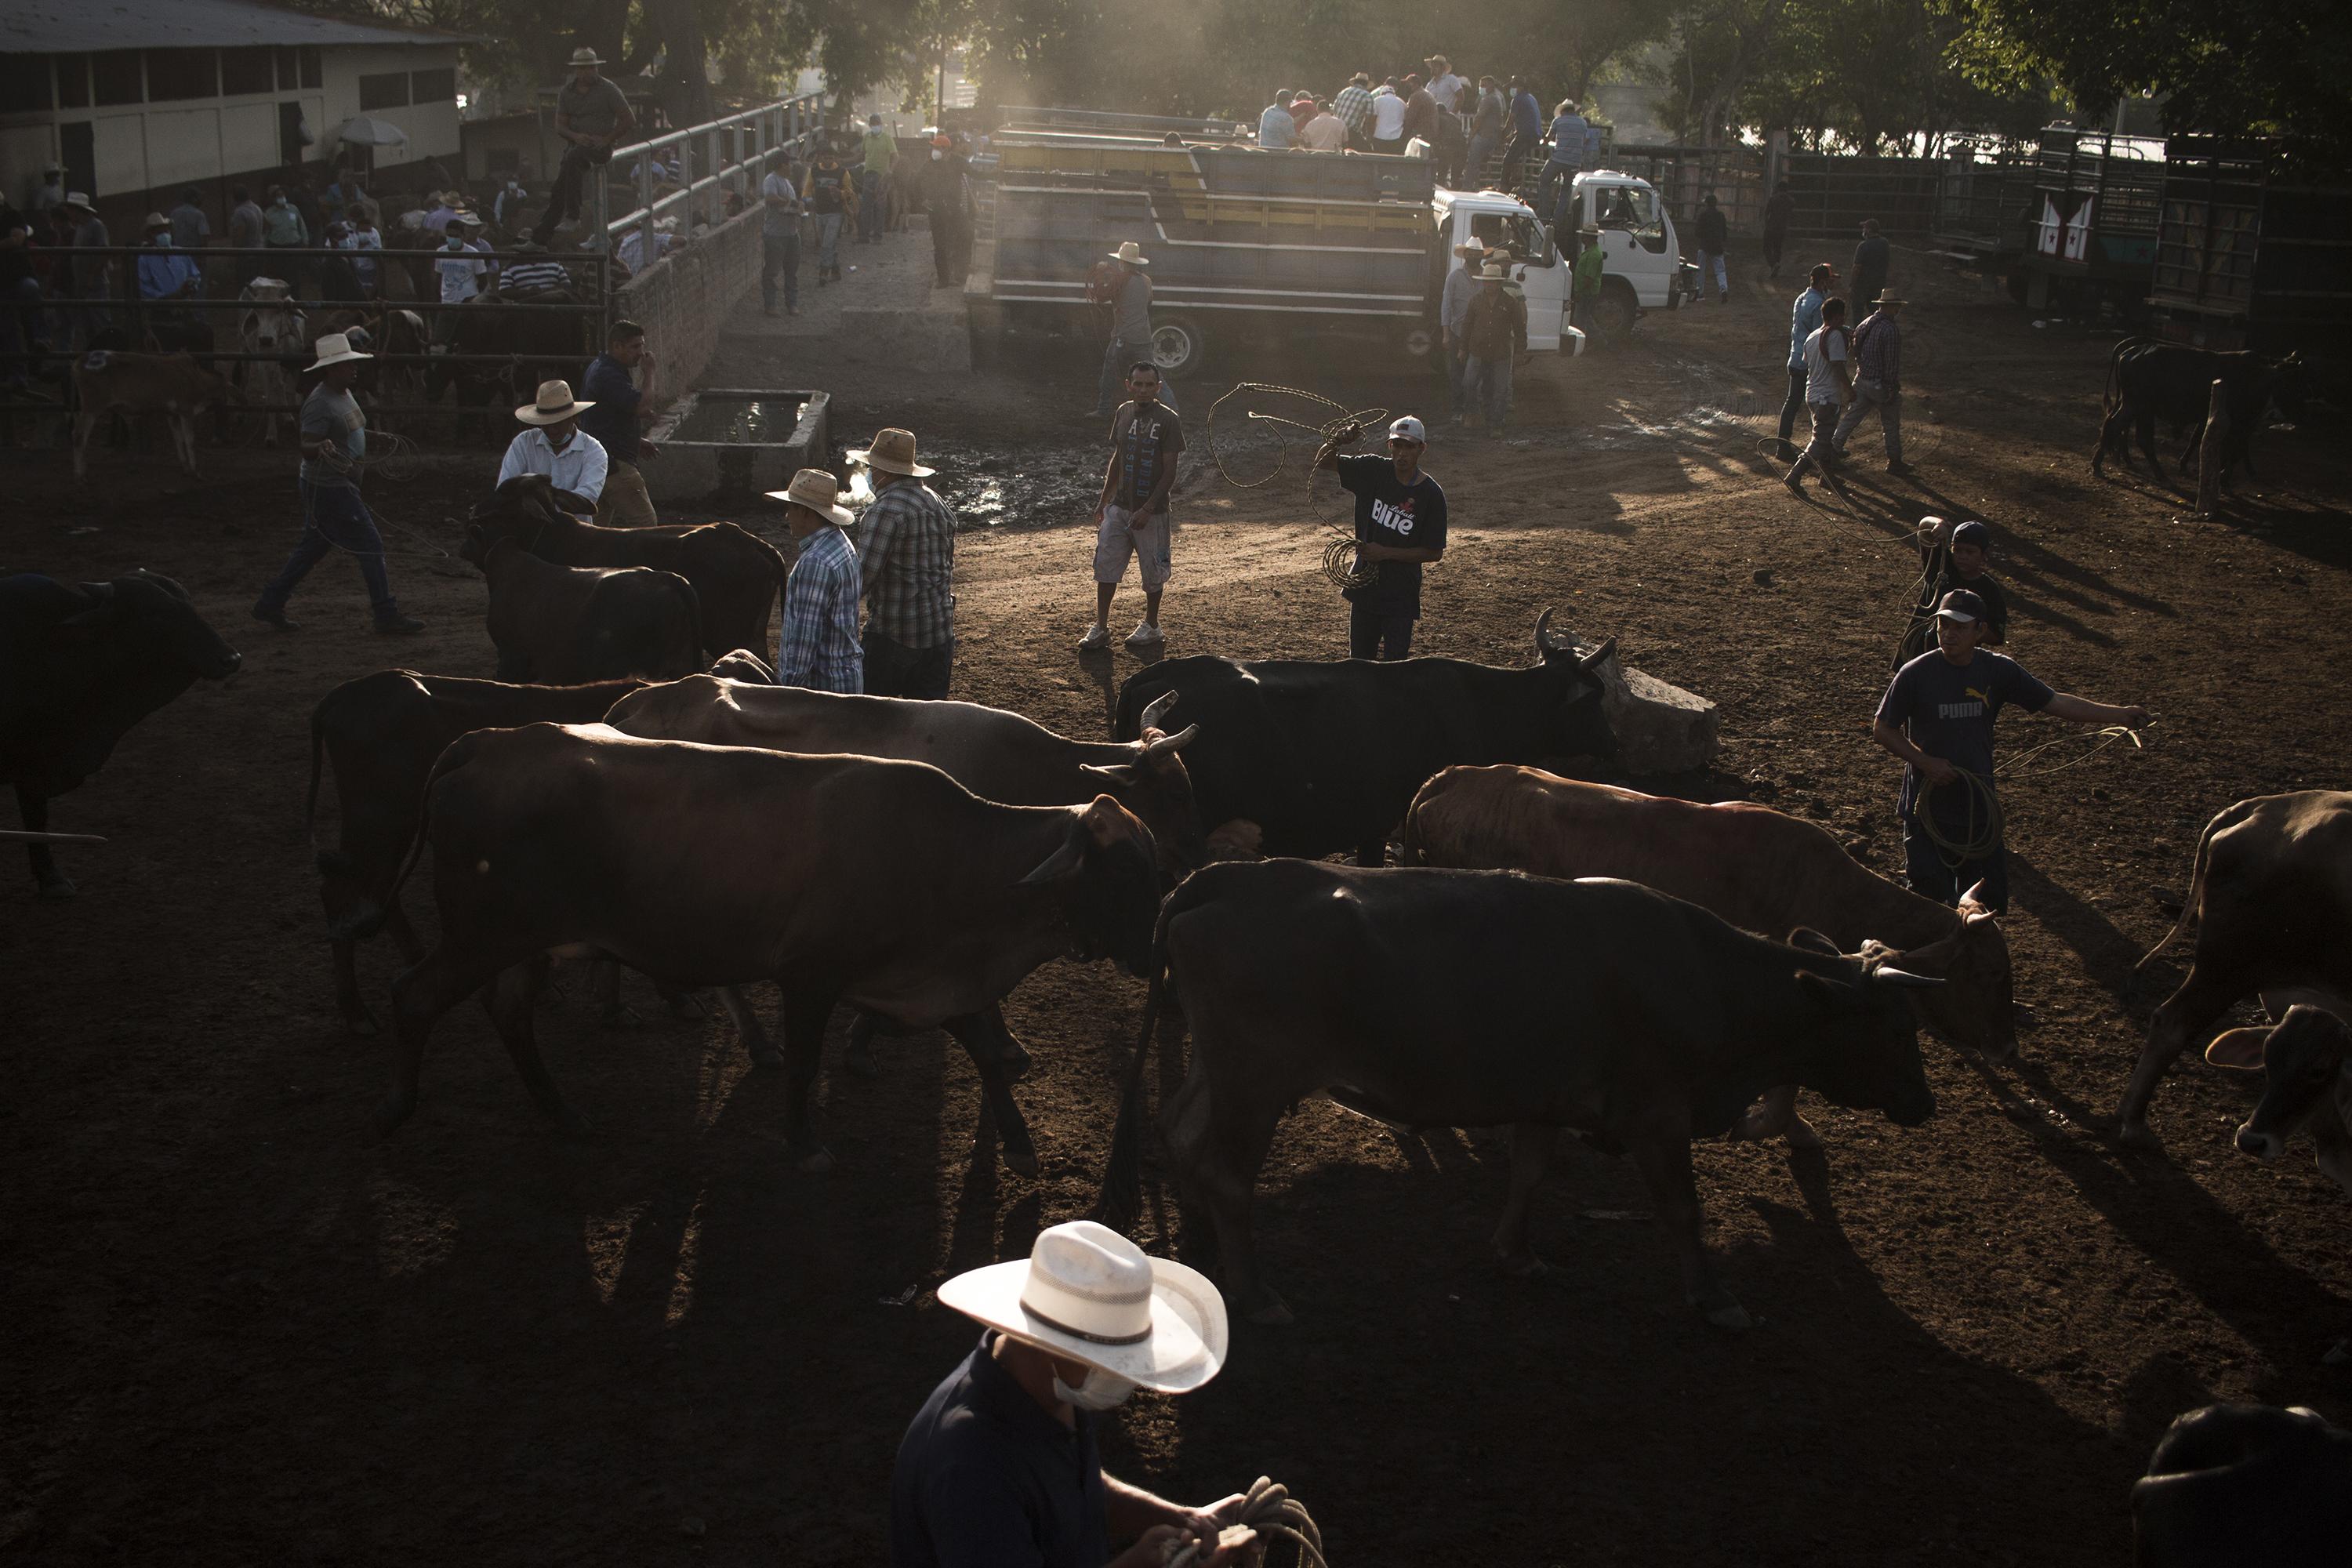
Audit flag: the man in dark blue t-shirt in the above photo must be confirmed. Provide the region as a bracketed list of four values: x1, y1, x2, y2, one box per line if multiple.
[1316, 414, 1448, 660]
[1873, 589, 2148, 911]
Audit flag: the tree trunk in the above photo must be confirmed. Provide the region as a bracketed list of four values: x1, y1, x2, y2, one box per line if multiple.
[643, 0, 716, 126]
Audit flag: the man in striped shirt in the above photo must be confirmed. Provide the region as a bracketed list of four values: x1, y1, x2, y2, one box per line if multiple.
[1333, 74, 1375, 150]
[850, 426, 957, 699]
[771, 467, 863, 692]
[499, 241, 572, 297]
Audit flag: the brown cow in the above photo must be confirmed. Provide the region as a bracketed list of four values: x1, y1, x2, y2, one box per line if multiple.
[2204, 1005, 2352, 1199]
[71, 352, 233, 479]
[469, 475, 793, 662]
[374, 724, 1163, 1175]
[461, 527, 703, 684]
[1402, 764, 2013, 1145]
[2120, 790, 2352, 1145]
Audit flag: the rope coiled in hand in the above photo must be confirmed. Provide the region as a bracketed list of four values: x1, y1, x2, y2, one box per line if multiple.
[1320, 528, 1377, 590]
[1207, 382, 1387, 490]
[1164, 1476, 1327, 1568]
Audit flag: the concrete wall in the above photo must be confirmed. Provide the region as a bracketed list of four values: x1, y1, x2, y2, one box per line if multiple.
[616, 199, 767, 406]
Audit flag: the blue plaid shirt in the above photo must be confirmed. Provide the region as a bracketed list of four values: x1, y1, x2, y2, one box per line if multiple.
[777, 525, 863, 691]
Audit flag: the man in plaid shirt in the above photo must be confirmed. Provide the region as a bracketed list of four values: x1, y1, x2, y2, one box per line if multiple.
[770, 467, 863, 691]
[1834, 289, 1911, 475]
[850, 426, 958, 699]
[1332, 74, 1375, 150]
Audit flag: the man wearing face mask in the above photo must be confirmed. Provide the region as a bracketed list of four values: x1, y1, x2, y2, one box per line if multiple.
[891, 1221, 1258, 1568]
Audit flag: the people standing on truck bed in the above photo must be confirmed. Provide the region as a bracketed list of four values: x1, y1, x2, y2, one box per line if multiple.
[1091, 241, 1155, 420]
[1296, 98, 1346, 153]
[1467, 77, 1506, 186]
[1852, 219, 1891, 316]
[1400, 75, 1439, 151]
[1371, 79, 1408, 154]
[1258, 90, 1297, 151]
[1316, 416, 1448, 661]
[1081, 362, 1186, 655]
[1333, 73, 1376, 151]
[1693, 193, 1730, 304]
[1537, 100, 1588, 226]
[1504, 78, 1544, 190]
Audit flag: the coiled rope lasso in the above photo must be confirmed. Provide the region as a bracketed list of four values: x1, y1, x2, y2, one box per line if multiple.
[1915, 720, 2153, 866]
[1207, 382, 1388, 491]
[1320, 528, 1377, 590]
[1163, 1475, 1327, 1568]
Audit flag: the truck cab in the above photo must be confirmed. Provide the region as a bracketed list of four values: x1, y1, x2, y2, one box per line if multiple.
[1553, 172, 1693, 338]
[1434, 190, 1578, 353]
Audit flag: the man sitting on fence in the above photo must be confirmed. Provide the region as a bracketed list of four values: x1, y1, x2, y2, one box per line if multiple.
[532, 48, 638, 245]
[496, 240, 573, 299]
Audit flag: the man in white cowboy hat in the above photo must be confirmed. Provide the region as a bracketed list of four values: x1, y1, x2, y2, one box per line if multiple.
[769, 467, 863, 691]
[532, 46, 637, 245]
[1833, 286, 1913, 476]
[252, 332, 425, 635]
[1081, 360, 1185, 653]
[1090, 241, 1154, 420]
[498, 379, 609, 514]
[891, 1221, 1257, 1568]
[1458, 259, 1526, 433]
[849, 426, 957, 698]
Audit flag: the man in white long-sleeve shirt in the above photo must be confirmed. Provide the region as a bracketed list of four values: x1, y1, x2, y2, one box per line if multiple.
[498, 379, 608, 514]
[1440, 244, 1483, 424]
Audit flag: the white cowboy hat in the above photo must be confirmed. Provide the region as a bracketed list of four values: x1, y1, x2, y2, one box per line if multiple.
[1106, 240, 1149, 268]
[516, 379, 594, 425]
[937, 1221, 1229, 1394]
[142, 211, 170, 230]
[765, 466, 855, 527]
[567, 47, 605, 67]
[1871, 288, 1907, 305]
[307, 332, 373, 372]
[64, 191, 95, 212]
[1477, 262, 1508, 279]
[847, 426, 936, 477]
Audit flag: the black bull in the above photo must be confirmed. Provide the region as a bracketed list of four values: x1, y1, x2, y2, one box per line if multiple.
[427, 293, 588, 408]
[373, 724, 1164, 1174]
[1096, 862, 1941, 1329]
[2092, 339, 2308, 485]
[1112, 613, 1619, 863]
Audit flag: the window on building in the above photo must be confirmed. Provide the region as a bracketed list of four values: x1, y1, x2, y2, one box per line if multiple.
[221, 46, 273, 96]
[410, 67, 456, 105]
[300, 48, 321, 89]
[145, 49, 218, 102]
[0, 54, 53, 111]
[275, 47, 297, 91]
[359, 72, 409, 111]
[93, 49, 143, 106]
[54, 53, 88, 108]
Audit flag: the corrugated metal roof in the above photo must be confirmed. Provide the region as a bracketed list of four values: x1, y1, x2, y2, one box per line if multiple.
[0, 0, 471, 53]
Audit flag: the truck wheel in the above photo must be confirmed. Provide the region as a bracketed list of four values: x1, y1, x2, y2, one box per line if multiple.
[1589, 281, 1637, 347]
[1149, 317, 1208, 380]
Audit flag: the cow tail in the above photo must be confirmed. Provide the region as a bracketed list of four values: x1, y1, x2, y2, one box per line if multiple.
[1094, 892, 1183, 1232]
[2133, 799, 2248, 973]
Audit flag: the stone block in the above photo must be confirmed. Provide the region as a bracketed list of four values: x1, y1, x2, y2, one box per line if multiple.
[1563, 631, 1719, 775]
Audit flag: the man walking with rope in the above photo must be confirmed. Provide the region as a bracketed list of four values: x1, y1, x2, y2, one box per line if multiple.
[1872, 590, 2146, 912]
[251, 334, 425, 635]
[891, 1221, 1264, 1568]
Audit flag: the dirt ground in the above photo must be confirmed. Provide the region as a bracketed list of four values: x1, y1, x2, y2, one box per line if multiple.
[6, 227, 2350, 1566]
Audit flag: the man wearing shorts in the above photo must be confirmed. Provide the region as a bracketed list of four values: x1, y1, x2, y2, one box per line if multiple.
[1080, 361, 1185, 653]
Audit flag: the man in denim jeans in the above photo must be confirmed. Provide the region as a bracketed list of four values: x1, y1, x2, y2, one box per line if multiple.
[1092, 242, 1155, 419]
[1777, 261, 1835, 460]
[1835, 289, 1911, 475]
[251, 334, 424, 635]
[759, 160, 801, 317]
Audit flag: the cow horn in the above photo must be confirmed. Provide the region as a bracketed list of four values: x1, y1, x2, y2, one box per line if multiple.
[1138, 690, 1180, 731]
[1142, 723, 1199, 756]
[1871, 965, 1946, 989]
[1018, 831, 1088, 886]
[1578, 637, 1617, 674]
[1534, 607, 1560, 652]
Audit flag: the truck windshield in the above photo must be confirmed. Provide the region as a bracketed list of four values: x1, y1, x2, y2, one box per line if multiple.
[1468, 212, 1553, 265]
[1595, 186, 1666, 253]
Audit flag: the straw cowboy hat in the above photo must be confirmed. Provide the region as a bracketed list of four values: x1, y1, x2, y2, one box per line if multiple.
[766, 466, 855, 527]
[567, 46, 605, 67]
[937, 1221, 1229, 1394]
[516, 378, 594, 425]
[1477, 261, 1508, 280]
[307, 332, 373, 372]
[847, 426, 936, 477]
[1871, 287, 1907, 305]
[141, 211, 169, 231]
[64, 192, 95, 212]
[1106, 240, 1149, 268]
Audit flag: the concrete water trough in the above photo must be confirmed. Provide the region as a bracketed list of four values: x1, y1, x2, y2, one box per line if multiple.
[644, 388, 829, 501]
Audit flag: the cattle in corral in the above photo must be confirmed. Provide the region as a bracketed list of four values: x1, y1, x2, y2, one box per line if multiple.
[374, 724, 1163, 1177]
[706, 647, 776, 683]
[306, 670, 652, 1031]
[236, 278, 306, 448]
[2118, 790, 2352, 1145]
[470, 475, 793, 659]
[461, 527, 704, 684]
[309, 307, 427, 422]
[1401, 764, 2015, 1144]
[2204, 1005, 2352, 1198]
[1112, 612, 1618, 864]
[70, 352, 233, 480]
[2131, 1403, 2352, 1568]
[0, 571, 241, 895]
[2092, 338, 2309, 486]
[429, 292, 588, 409]
[1094, 862, 1940, 1328]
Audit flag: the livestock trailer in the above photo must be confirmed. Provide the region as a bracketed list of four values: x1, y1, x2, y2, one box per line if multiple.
[1931, 127, 2165, 318]
[2148, 136, 2352, 355]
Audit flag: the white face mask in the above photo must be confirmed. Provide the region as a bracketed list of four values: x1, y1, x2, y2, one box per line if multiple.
[1052, 1366, 1138, 1411]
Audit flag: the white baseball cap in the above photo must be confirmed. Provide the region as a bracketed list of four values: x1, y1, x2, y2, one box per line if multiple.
[1388, 416, 1428, 444]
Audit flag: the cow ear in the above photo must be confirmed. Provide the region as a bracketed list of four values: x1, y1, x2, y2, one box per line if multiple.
[1081, 797, 1133, 846]
[1018, 822, 1089, 886]
[2204, 1027, 2270, 1073]
[1079, 763, 1138, 787]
